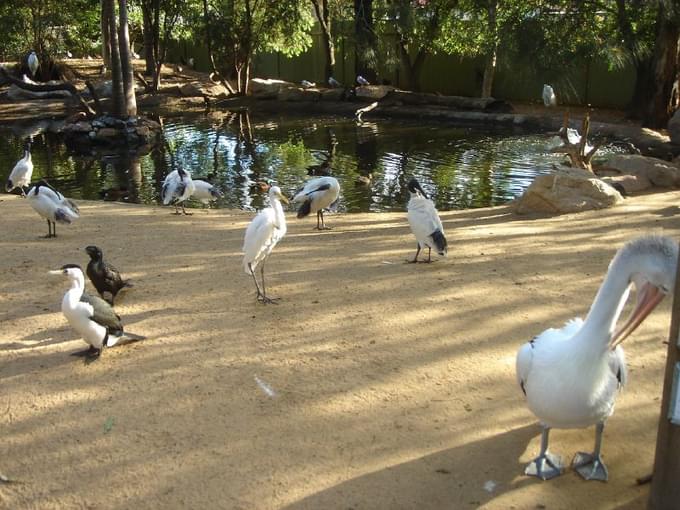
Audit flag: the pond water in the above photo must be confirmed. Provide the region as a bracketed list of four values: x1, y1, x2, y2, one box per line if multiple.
[0, 112, 627, 212]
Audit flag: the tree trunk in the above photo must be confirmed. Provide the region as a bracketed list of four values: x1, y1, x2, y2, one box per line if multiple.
[141, 1, 156, 76]
[481, 1, 498, 98]
[354, 0, 376, 83]
[312, 0, 335, 82]
[117, 0, 137, 116]
[106, 0, 125, 118]
[101, 0, 111, 66]
[643, 3, 679, 129]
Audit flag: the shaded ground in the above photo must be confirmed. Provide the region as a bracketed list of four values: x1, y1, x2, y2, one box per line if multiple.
[2, 190, 680, 509]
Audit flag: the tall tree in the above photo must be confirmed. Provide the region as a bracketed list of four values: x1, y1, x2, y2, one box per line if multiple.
[355, 0, 376, 83]
[118, 0, 137, 116]
[311, 0, 335, 82]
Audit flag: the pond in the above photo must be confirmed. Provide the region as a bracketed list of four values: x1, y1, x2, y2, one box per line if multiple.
[0, 112, 627, 213]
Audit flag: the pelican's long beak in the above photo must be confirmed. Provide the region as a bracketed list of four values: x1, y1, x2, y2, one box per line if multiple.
[278, 194, 289, 205]
[610, 282, 667, 349]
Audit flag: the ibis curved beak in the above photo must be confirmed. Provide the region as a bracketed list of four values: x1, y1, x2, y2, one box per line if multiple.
[610, 282, 666, 349]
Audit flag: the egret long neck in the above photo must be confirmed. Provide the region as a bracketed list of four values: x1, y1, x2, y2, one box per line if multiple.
[579, 262, 631, 348]
[272, 198, 286, 230]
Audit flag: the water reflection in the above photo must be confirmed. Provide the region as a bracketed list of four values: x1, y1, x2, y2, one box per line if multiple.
[0, 112, 627, 213]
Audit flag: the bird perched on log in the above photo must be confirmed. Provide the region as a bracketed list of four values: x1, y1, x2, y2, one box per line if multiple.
[243, 184, 289, 304]
[26, 180, 79, 237]
[85, 245, 132, 305]
[6, 140, 33, 196]
[328, 76, 342, 88]
[516, 236, 676, 481]
[542, 84, 557, 107]
[161, 168, 195, 215]
[50, 264, 145, 362]
[292, 176, 340, 230]
[357, 75, 370, 86]
[406, 177, 447, 263]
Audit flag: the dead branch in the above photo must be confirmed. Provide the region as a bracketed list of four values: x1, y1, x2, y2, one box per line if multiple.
[356, 101, 378, 122]
[84, 80, 104, 116]
[0, 66, 96, 117]
[551, 110, 600, 172]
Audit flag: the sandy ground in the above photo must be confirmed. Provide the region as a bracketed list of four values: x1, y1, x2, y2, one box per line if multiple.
[1, 190, 680, 510]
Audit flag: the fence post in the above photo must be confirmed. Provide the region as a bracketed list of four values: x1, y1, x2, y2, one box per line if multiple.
[648, 244, 680, 509]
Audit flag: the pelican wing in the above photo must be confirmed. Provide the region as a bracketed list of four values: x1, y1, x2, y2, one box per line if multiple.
[608, 345, 627, 388]
[80, 292, 123, 334]
[516, 340, 534, 395]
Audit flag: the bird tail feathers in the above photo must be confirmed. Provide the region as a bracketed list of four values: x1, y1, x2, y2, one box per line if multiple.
[6, 178, 13, 192]
[297, 198, 312, 218]
[431, 229, 448, 256]
[54, 209, 73, 224]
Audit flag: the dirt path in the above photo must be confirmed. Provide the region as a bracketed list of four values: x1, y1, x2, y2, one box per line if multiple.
[1, 191, 679, 509]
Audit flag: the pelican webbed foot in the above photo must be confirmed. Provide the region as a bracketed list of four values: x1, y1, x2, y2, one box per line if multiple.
[572, 452, 608, 481]
[525, 451, 564, 480]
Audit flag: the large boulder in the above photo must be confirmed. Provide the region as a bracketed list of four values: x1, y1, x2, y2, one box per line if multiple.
[514, 166, 623, 215]
[250, 78, 295, 98]
[604, 154, 680, 188]
[180, 81, 229, 98]
[278, 86, 321, 102]
[668, 108, 680, 145]
[355, 85, 394, 100]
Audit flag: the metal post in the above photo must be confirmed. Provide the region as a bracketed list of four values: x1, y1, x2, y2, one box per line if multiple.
[648, 244, 680, 509]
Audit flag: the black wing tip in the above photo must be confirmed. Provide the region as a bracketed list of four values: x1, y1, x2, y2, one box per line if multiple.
[297, 199, 312, 218]
[431, 229, 448, 255]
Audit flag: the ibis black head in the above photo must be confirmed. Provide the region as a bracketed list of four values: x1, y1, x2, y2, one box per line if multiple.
[178, 168, 188, 180]
[85, 245, 103, 261]
[407, 178, 427, 199]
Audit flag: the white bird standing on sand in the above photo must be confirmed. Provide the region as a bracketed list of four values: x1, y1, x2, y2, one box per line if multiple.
[6, 141, 33, 196]
[243, 184, 289, 304]
[191, 179, 223, 205]
[26, 180, 79, 237]
[292, 176, 340, 230]
[542, 84, 557, 107]
[49, 264, 145, 361]
[161, 168, 195, 215]
[406, 177, 447, 263]
[27, 51, 39, 77]
[516, 236, 677, 481]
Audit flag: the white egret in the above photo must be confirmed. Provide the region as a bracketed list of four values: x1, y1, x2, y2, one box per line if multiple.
[542, 84, 557, 107]
[50, 264, 145, 361]
[6, 141, 33, 196]
[242, 184, 289, 304]
[191, 179, 223, 205]
[292, 176, 340, 230]
[26, 180, 79, 237]
[161, 168, 195, 215]
[27, 51, 39, 77]
[516, 236, 677, 481]
[406, 178, 447, 263]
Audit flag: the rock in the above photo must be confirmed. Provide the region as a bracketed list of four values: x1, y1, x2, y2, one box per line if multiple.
[604, 154, 680, 187]
[250, 78, 295, 98]
[180, 81, 229, 98]
[668, 109, 680, 145]
[513, 166, 623, 215]
[278, 87, 321, 102]
[66, 121, 93, 133]
[319, 88, 345, 101]
[355, 85, 394, 100]
[93, 127, 120, 141]
[600, 174, 651, 194]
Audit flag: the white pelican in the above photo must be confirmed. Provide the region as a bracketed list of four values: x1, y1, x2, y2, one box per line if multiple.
[191, 179, 223, 205]
[49, 264, 145, 361]
[406, 178, 447, 263]
[161, 168, 195, 215]
[27, 51, 39, 77]
[542, 84, 557, 107]
[6, 141, 33, 196]
[26, 180, 79, 237]
[357, 75, 370, 86]
[516, 235, 677, 481]
[292, 176, 340, 230]
[242, 184, 289, 304]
